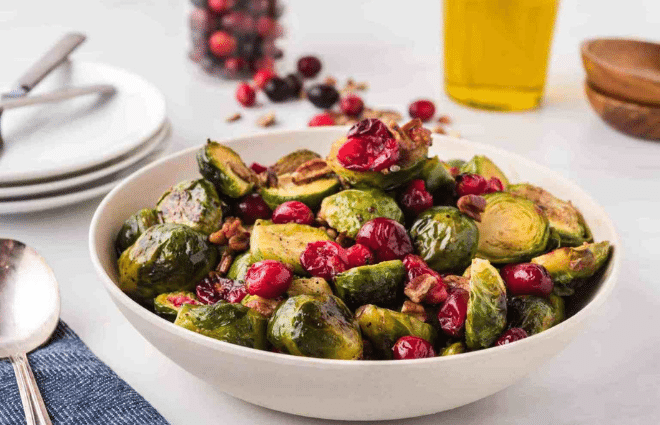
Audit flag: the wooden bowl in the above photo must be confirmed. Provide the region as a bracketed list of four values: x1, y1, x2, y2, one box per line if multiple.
[581, 38, 660, 106]
[585, 82, 660, 140]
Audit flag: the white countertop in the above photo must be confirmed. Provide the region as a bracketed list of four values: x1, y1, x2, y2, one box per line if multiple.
[2, 0, 659, 423]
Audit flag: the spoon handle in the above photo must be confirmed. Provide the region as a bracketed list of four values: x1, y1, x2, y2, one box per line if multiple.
[10, 353, 53, 425]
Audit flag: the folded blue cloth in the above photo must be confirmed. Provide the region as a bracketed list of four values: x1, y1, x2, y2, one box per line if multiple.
[0, 321, 169, 424]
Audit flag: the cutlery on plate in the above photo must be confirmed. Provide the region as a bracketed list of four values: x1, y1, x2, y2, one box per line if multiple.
[0, 239, 60, 425]
[0, 84, 116, 110]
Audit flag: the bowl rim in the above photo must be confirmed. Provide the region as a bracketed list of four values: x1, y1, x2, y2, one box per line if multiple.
[89, 127, 622, 367]
[581, 37, 660, 84]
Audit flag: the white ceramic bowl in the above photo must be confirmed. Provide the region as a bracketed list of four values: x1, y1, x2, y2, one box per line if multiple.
[89, 128, 620, 421]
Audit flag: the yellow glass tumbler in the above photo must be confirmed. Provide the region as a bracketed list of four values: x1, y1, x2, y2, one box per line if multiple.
[444, 0, 559, 111]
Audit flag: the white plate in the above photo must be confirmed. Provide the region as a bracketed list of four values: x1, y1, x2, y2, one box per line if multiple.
[0, 61, 166, 184]
[0, 120, 170, 198]
[0, 126, 170, 215]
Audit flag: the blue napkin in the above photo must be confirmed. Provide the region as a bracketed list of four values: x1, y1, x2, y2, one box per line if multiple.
[0, 321, 169, 424]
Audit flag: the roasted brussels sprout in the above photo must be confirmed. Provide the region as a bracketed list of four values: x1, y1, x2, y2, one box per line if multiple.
[508, 294, 565, 336]
[249, 220, 332, 274]
[154, 291, 200, 321]
[410, 206, 479, 272]
[270, 149, 321, 175]
[226, 251, 258, 282]
[446, 159, 466, 170]
[532, 241, 611, 296]
[268, 294, 363, 360]
[476, 192, 550, 264]
[197, 140, 256, 198]
[156, 178, 223, 235]
[465, 259, 507, 350]
[175, 302, 268, 349]
[508, 183, 592, 246]
[260, 174, 340, 210]
[459, 155, 509, 187]
[420, 156, 455, 195]
[356, 304, 436, 359]
[287, 277, 333, 297]
[334, 260, 405, 309]
[441, 341, 466, 356]
[318, 189, 404, 238]
[118, 224, 217, 305]
[115, 208, 159, 254]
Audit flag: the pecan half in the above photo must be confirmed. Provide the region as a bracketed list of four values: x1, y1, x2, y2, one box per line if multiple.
[226, 112, 242, 123]
[228, 233, 250, 252]
[209, 217, 250, 252]
[457, 194, 487, 222]
[401, 300, 427, 322]
[291, 158, 334, 185]
[404, 273, 436, 303]
[244, 296, 282, 317]
[444, 275, 470, 292]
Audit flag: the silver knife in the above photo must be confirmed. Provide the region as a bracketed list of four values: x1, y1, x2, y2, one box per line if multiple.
[0, 85, 115, 110]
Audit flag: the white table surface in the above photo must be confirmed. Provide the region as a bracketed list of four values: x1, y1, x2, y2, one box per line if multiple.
[2, 0, 660, 423]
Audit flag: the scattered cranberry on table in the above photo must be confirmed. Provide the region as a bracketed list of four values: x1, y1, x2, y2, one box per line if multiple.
[306, 84, 340, 109]
[496, 328, 528, 346]
[437, 288, 470, 337]
[308, 112, 336, 127]
[300, 240, 349, 281]
[283, 73, 303, 97]
[500, 263, 554, 296]
[400, 179, 433, 216]
[340, 95, 365, 117]
[345, 244, 374, 268]
[235, 82, 256, 107]
[271, 201, 314, 225]
[408, 99, 435, 122]
[392, 336, 436, 360]
[235, 192, 272, 224]
[263, 76, 290, 102]
[355, 218, 413, 262]
[253, 68, 276, 89]
[297, 55, 322, 78]
[246, 260, 293, 299]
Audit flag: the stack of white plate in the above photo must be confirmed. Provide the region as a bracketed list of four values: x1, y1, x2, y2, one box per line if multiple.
[0, 61, 170, 214]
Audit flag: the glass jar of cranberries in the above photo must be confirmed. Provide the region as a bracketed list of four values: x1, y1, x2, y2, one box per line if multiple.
[188, 0, 284, 78]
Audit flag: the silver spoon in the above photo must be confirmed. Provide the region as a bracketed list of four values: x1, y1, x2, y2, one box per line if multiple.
[0, 239, 59, 425]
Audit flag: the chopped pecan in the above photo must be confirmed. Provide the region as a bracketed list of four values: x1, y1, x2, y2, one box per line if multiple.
[325, 228, 338, 239]
[226, 112, 242, 123]
[401, 300, 427, 322]
[404, 273, 437, 303]
[323, 76, 337, 86]
[457, 194, 487, 222]
[444, 275, 470, 292]
[291, 158, 334, 185]
[400, 118, 433, 147]
[257, 112, 276, 127]
[437, 115, 452, 125]
[209, 217, 250, 251]
[244, 296, 282, 317]
[216, 250, 234, 275]
[314, 216, 329, 227]
[432, 125, 447, 135]
[335, 231, 353, 248]
[265, 168, 279, 188]
[228, 233, 250, 252]
[341, 78, 369, 94]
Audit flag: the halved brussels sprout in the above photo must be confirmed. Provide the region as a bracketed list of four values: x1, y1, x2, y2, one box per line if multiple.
[465, 259, 507, 350]
[115, 208, 159, 255]
[508, 294, 565, 336]
[356, 304, 436, 359]
[260, 174, 340, 210]
[250, 220, 331, 274]
[420, 156, 456, 195]
[154, 291, 200, 321]
[287, 277, 333, 297]
[410, 206, 479, 272]
[459, 155, 509, 187]
[476, 192, 550, 264]
[318, 189, 404, 238]
[446, 159, 466, 170]
[175, 302, 268, 349]
[441, 341, 466, 356]
[197, 140, 255, 198]
[508, 183, 592, 246]
[226, 251, 258, 282]
[270, 149, 321, 175]
[156, 179, 223, 235]
[334, 260, 405, 309]
[268, 294, 363, 360]
[118, 223, 217, 305]
[531, 241, 611, 296]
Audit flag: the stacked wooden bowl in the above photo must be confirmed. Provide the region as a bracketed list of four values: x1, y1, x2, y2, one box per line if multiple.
[582, 38, 660, 140]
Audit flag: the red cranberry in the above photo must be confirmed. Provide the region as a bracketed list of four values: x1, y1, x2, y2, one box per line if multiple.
[236, 193, 272, 225]
[297, 56, 322, 78]
[221, 11, 252, 32]
[196, 279, 221, 304]
[224, 57, 247, 76]
[355, 218, 413, 262]
[336, 120, 399, 172]
[500, 263, 554, 297]
[340, 95, 365, 117]
[235, 82, 256, 107]
[347, 118, 393, 140]
[424, 279, 448, 304]
[403, 254, 441, 281]
[485, 177, 504, 193]
[283, 73, 303, 97]
[250, 162, 267, 174]
[208, 0, 234, 13]
[455, 174, 489, 197]
[308, 112, 335, 127]
[345, 244, 374, 268]
[246, 260, 293, 299]
[253, 68, 276, 89]
[264, 77, 291, 102]
[166, 293, 200, 308]
[196, 275, 247, 304]
[306, 84, 340, 109]
[408, 99, 435, 122]
[392, 336, 435, 359]
[208, 31, 237, 58]
[400, 179, 433, 216]
[300, 241, 349, 281]
[256, 16, 277, 37]
[437, 288, 469, 337]
[496, 328, 528, 346]
[272, 201, 314, 225]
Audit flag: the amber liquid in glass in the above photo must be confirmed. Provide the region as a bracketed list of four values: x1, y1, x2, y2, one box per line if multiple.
[444, 0, 559, 111]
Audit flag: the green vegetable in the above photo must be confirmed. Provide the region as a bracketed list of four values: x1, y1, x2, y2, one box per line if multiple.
[531, 241, 611, 296]
[410, 206, 479, 272]
[334, 260, 405, 309]
[508, 295, 565, 336]
[318, 189, 404, 238]
[249, 220, 331, 274]
[460, 155, 509, 187]
[287, 277, 333, 297]
[508, 183, 592, 246]
[465, 259, 507, 350]
[441, 342, 466, 356]
[156, 178, 223, 235]
[476, 192, 550, 264]
[270, 149, 321, 175]
[197, 140, 255, 198]
[154, 291, 199, 321]
[446, 159, 466, 170]
[117, 223, 217, 305]
[227, 251, 258, 282]
[420, 156, 455, 194]
[356, 304, 436, 359]
[268, 295, 363, 360]
[115, 208, 159, 254]
[175, 302, 267, 349]
[260, 174, 340, 210]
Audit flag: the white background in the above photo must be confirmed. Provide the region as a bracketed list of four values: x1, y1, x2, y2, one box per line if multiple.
[1, 0, 660, 423]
